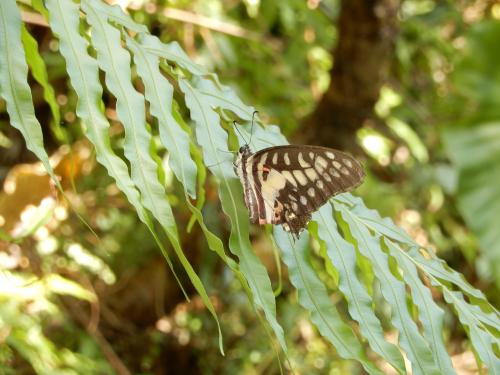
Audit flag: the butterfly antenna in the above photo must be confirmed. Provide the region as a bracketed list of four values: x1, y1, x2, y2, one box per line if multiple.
[249, 110, 258, 146]
[233, 120, 248, 145]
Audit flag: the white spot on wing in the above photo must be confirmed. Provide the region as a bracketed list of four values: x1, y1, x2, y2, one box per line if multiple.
[316, 156, 328, 169]
[308, 187, 315, 197]
[341, 167, 350, 175]
[326, 151, 335, 159]
[282, 171, 297, 187]
[284, 153, 290, 165]
[272, 153, 278, 165]
[333, 161, 342, 169]
[305, 168, 318, 181]
[300, 195, 307, 205]
[298, 153, 311, 168]
[315, 156, 328, 174]
[289, 194, 297, 201]
[344, 159, 353, 168]
[259, 166, 286, 223]
[293, 170, 308, 185]
[309, 152, 314, 160]
[329, 168, 340, 178]
[292, 201, 298, 211]
[254, 153, 269, 182]
[323, 173, 332, 182]
[259, 153, 268, 166]
[316, 180, 324, 189]
[266, 171, 287, 189]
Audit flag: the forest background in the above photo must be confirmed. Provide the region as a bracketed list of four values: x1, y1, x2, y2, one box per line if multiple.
[1, 0, 500, 374]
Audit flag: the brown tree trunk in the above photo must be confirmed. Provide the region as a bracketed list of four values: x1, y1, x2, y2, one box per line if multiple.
[297, 0, 399, 153]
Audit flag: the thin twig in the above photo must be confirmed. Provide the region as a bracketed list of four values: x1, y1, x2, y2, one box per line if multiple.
[162, 7, 260, 41]
[199, 27, 223, 63]
[21, 11, 48, 27]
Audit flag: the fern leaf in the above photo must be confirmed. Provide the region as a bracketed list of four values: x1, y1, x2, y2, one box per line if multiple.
[43, 0, 191, 299]
[140, 35, 207, 76]
[8, 1, 498, 372]
[315, 205, 407, 374]
[20, 25, 64, 142]
[126, 35, 198, 198]
[338, 205, 441, 375]
[441, 289, 500, 373]
[0, 0, 59, 186]
[179, 77, 287, 353]
[81, 0, 223, 352]
[85, 0, 147, 33]
[335, 194, 500, 373]
[274, 228, 385, 375]
[385, 239, 456, 374]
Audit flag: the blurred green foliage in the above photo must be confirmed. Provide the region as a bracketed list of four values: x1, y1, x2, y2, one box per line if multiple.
[1, 0, 500, 374]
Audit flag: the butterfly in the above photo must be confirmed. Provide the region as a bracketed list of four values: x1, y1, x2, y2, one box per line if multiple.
[234, 143, 365, 238]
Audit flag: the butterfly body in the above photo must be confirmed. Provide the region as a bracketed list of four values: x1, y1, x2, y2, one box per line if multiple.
[234, 144, 365, 238]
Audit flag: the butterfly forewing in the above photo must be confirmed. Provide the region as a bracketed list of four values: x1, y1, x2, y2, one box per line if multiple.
[236, 144, 364, 238]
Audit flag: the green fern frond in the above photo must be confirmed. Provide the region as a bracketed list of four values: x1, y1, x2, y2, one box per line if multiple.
[1, 0, 499, 373]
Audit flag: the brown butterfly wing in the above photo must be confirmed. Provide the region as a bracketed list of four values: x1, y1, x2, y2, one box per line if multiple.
[248, 145, 364, 237]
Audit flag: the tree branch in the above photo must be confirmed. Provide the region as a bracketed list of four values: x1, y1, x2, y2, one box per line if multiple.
[298, 0, 400, 153]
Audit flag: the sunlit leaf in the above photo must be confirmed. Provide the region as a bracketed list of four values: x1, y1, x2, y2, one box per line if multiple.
[20, 24, 64, 142]
[385, 239, 455, 374]
[338, 204, 441, 375]
[316, 205, 406, 374]
[126, 35, 198, 198]
[0, 0, 59, 187]
[180, 76, 287, 353]
[274, 228, 385, 375]
[81, 0, 223, 352]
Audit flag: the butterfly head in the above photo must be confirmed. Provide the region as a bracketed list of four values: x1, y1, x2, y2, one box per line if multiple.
[238, 144, 252, 157]
[233, 144, 252, 174]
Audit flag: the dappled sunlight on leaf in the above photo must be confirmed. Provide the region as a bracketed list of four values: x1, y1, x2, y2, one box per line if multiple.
[1, 0, 499, 373]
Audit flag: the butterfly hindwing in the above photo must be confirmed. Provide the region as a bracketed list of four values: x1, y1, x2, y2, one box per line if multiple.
[235, 144, 364, 237]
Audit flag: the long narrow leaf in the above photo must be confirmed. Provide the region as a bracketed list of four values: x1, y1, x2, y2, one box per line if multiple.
[336, 194, 493, 304]
[335, 179, 500, 374]
[274, 228, 384, 375]
[81, 0, 223, 352]
[334, 194, 414, 245]
[0, 0, 58, 186]
[409, 248, 489, 301]
[441, 289, 500, 374]
[315, 205, 406, 374]
[338, 204, 441, 375]
[140, 35, 207, 75]
[85, 0, 147, 33]
[179, 77, 287, 353]
[44, 0, 187, 299]
[126, 35, 198, 198]
[20, 24, 64, 142]
[385, 239, 456, 374]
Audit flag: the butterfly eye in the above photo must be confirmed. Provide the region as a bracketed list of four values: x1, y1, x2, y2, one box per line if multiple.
[239, 146, 244, 153]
